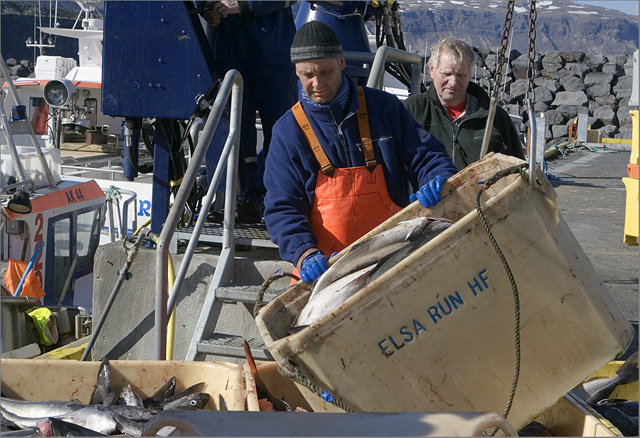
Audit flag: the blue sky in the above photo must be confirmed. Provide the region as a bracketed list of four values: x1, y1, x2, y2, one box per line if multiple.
[576, 1, 639, 16]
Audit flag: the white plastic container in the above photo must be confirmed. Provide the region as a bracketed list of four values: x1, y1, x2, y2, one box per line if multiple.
[256, 153, 634, 431]
[34, 56, 76, 80]
[1, 145, 61, 188]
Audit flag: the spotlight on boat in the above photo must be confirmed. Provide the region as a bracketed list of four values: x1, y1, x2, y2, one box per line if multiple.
[43, 78, 76, 107]
[7, 191, 32, 214]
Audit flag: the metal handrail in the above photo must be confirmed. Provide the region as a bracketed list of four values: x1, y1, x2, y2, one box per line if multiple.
[343, 46, 422, 95]
[155, 69, 243, 360]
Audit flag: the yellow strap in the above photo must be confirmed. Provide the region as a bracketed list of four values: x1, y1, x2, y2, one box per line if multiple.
[292, 101, 334, 176]
[356, 87, 376, 171]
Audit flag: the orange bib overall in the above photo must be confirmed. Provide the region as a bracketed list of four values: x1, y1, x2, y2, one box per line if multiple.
[291, 87, 401, 277]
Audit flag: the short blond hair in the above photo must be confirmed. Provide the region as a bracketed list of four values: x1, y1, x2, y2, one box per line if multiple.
[429, 37, 475, 74]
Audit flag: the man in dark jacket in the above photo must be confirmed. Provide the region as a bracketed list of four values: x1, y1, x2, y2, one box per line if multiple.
[199, 1, 297, 223]
[404, 37, 524, 170]
[264, 21, 458, 283]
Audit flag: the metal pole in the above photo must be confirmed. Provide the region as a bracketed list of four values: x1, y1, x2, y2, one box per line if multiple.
[166, 116, 239, 317]
[154, 70, 243, 360]
[526, 98, 539, 190]
[81, 230, 148, 361]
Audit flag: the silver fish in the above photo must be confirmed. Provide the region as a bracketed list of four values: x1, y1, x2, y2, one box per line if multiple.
[0, 398, 83, 418]
[294, 265, 377, 327]
[90, 359, 115, 406]
[295, 218, 454, 328]
[312, 217, 439, 295]
[157, 382, 205, 408]
[108, 404, 157, 421]
[161, 393, 210, 411]
[0, 405, 118, 435]
[117, 384, 144, 408]
[114, 414, 146, 437]
[57, 406, 119, 435]
[143, 377, 177, 408]
[45, 417, 109, 437]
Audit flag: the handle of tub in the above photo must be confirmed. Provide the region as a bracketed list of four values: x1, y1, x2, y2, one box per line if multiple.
[469, 411, 519, 437]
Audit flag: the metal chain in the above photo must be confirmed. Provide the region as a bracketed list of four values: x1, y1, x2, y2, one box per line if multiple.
[526, 0, 538, 101]
[474, 163, 529, 434]
[493, 0, 515, 96]
[480, 0, 515, 159]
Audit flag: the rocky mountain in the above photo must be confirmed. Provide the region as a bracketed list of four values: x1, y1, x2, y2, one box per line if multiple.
[1, 0, 638, 65]
[396, 0, 638, 56]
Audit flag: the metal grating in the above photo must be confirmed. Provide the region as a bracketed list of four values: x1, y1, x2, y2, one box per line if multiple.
[175, 222, 277, 248]
[198, 334, 273, 360]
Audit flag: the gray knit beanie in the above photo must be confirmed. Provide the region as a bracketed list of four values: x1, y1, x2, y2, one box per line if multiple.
[290, 21, 344, 63]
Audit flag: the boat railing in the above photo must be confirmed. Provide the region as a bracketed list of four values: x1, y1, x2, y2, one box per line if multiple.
[344, 45, 423, 94]
[0, 52, 56, 189]
[155, 69, 243, 360]
[105, 187, 137, 242]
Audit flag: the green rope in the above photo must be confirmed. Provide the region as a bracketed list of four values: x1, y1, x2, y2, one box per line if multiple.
[475, 162, 529, 430]
[104, 185, 122, 202]
[277, 362, 353, 412]
[253, 270, 300, 318]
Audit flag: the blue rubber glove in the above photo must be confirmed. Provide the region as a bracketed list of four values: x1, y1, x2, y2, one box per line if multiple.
[300, 250, 329, 282]
[410, 175, 445, 208]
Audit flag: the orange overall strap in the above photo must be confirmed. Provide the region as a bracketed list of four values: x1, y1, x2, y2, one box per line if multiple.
[292, 101, 335, 176]
[356, 87, 376, 172]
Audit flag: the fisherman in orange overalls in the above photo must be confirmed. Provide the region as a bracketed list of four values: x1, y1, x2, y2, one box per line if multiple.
[263, 21, 458, 283]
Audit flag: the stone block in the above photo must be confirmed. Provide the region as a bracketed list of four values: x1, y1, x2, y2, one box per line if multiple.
[602, 62, 624, 76]
[599, 125, 619, 138]
[551, 124, 569, 139]
[613, 75, 634, 95]
[555, 105, 588, 120]
[509, 78, 530, 101]
[617, 106, 634, 126]
[552, 91, 588, 107]
[545, 109, 566, 126]
[533, 86, 554, 104]
[616, 123, 633, 139]
[586, 83, 612, 99]
[542, 51, 565, 66]
[592, 106, 618, 126]
[560, 75, 585, 92]
[584, 71, 615, 87]
[583, 54, 606, 71]
[559, 51, 585, 63]
[565, 62, 591, 79]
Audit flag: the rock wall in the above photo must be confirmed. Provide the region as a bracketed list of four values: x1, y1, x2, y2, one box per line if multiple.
[424, 49, 638, 141]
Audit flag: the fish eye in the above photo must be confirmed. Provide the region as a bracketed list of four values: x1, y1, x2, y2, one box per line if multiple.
[190, 399, 198, 406]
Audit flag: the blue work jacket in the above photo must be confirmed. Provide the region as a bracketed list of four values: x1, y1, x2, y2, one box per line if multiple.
[264, 74, 459, 265]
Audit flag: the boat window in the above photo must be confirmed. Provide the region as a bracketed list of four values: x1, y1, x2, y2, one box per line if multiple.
[53, 216, 72, 302]
[83, 98, 98, 127]
[77, 208, 102, 269]
[29, 97, 48, 135]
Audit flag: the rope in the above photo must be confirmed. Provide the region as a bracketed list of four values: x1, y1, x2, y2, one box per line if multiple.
[277, 362, 353, 413]
[253, 270, 299, 318]
[475, 162, 528, 431]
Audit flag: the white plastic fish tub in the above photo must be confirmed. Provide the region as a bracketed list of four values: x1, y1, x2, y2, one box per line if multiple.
[256, 152, 634, 431]
[0, 359, 246, 410]
[241, 362, 623, 437]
